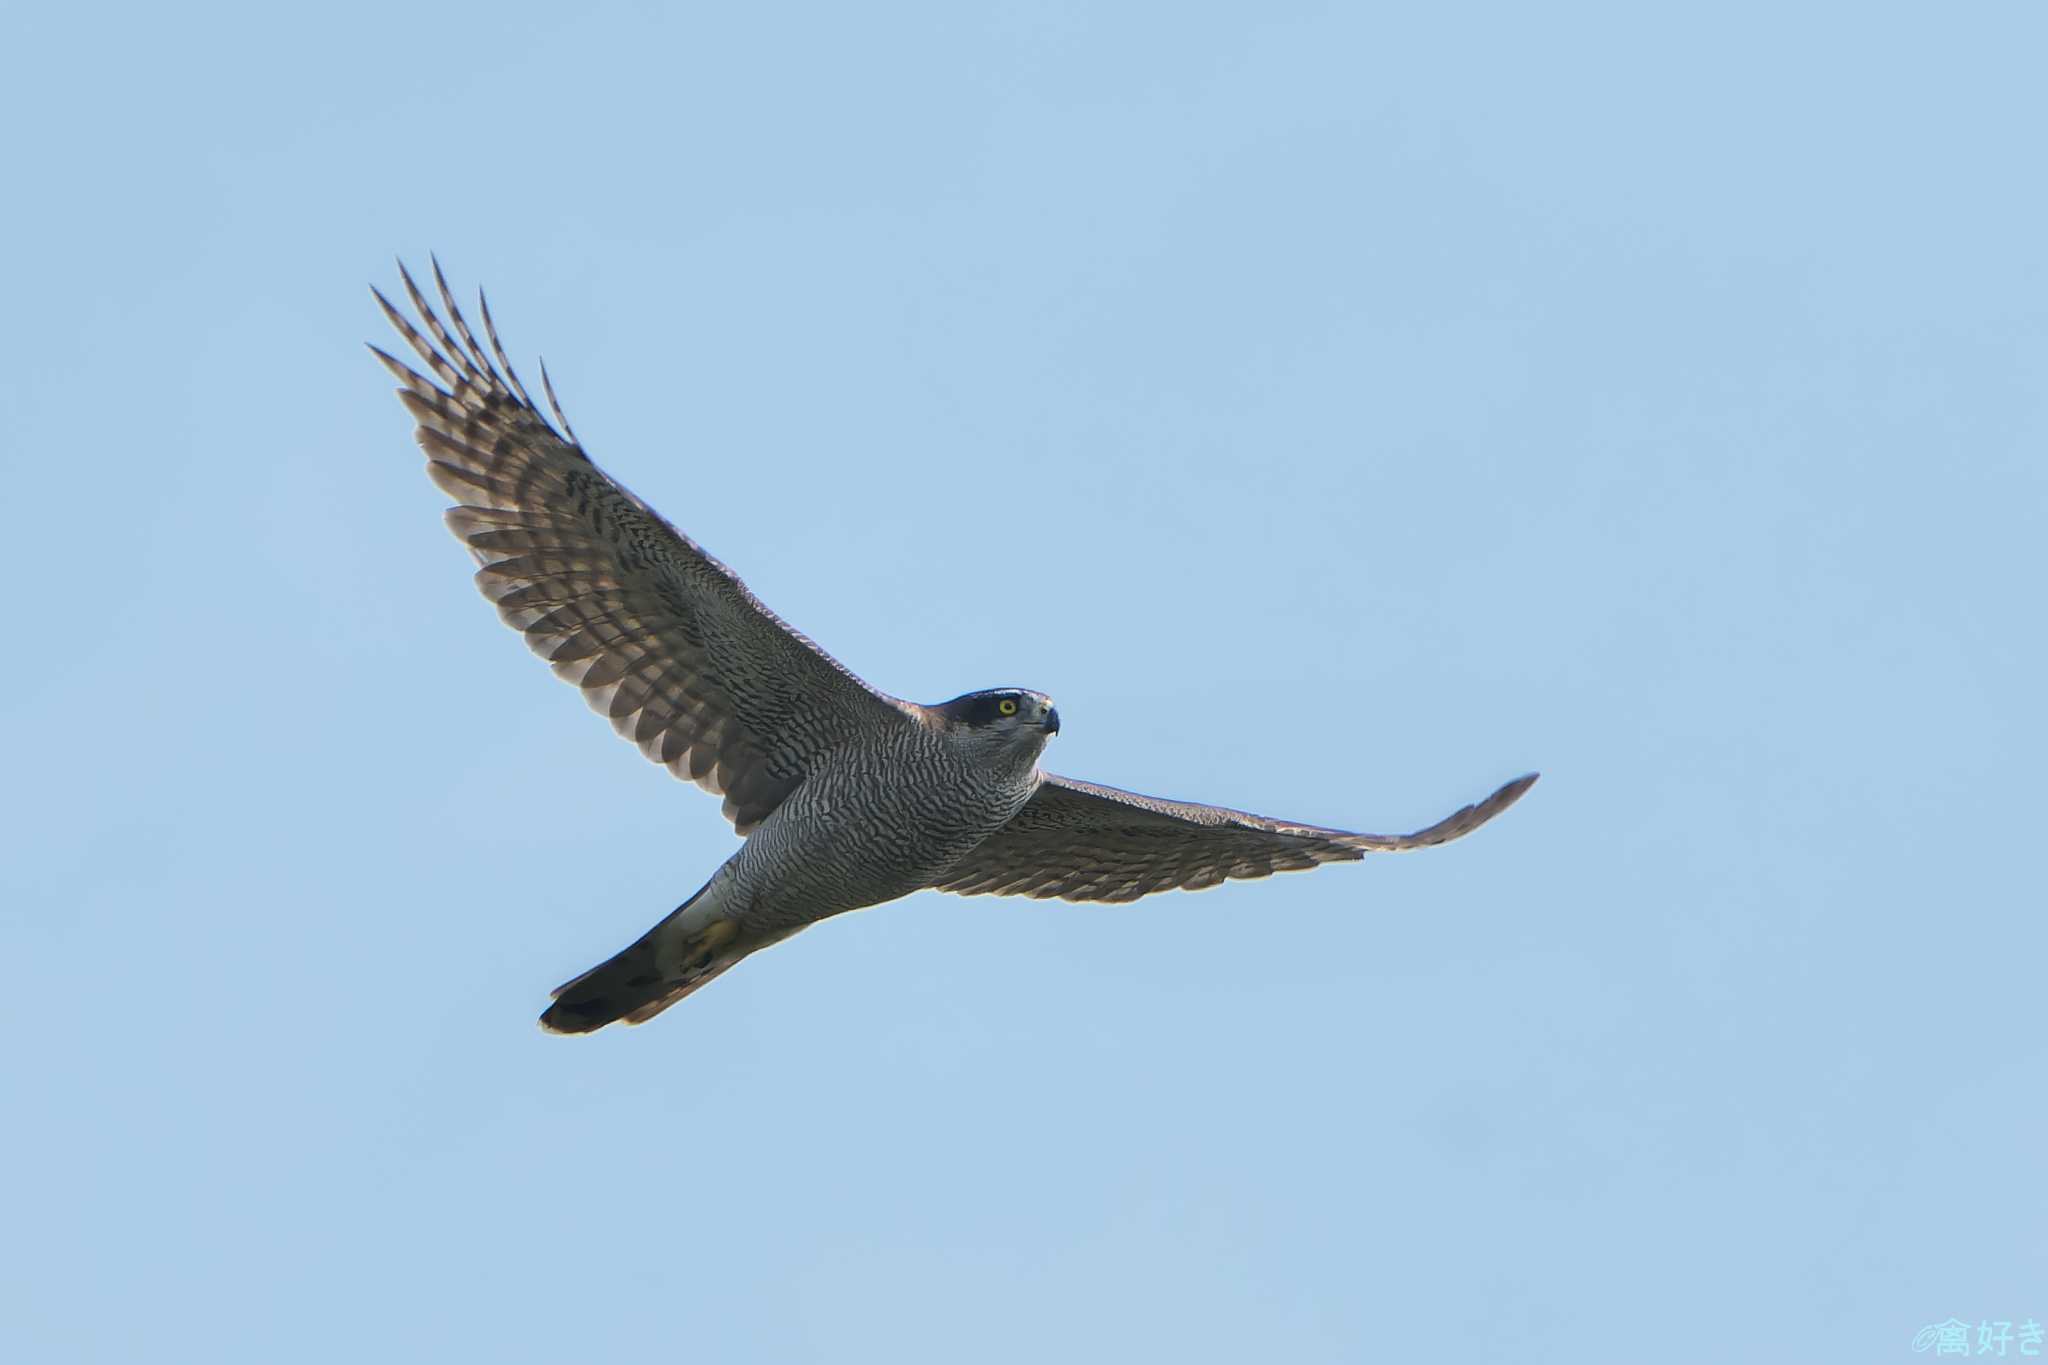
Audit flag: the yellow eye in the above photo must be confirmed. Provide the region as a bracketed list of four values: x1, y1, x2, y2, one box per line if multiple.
[997, 698, 1019, 716]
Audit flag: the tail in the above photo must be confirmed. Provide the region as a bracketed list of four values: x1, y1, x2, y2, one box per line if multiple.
[539, 894, 744, 1035]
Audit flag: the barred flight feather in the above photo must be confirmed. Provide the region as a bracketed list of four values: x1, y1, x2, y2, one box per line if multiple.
[374, 259, 912, 836]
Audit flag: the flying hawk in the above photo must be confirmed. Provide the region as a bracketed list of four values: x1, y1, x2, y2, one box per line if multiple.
[370, 261, 1538, 1033]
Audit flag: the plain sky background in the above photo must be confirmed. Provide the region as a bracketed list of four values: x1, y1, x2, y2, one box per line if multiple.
[4, 3, 2043, 1361]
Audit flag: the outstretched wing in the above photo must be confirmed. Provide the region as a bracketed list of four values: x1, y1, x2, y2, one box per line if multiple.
[931, 772, 1538, 903]
[372, 260, 912, 834]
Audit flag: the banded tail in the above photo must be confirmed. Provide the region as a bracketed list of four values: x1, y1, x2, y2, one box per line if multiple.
[539, 894, 743, 1034]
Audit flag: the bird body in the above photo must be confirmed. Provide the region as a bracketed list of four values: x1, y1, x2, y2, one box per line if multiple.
[729, 705, 1052, 935]
[545, 695, 1056, 1028]
[371, 260, 1537, 1034]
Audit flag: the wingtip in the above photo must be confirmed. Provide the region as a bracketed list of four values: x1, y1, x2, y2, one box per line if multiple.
[1367, 768, 1540, 849]
[1485, 771, 1540, 815]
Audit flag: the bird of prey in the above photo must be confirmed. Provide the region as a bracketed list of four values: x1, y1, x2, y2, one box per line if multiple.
[371, 261, 1537, 1034]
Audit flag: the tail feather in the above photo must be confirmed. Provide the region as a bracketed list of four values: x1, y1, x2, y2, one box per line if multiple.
[618, 960, 739, 1025]
[539, 901, 740, 1035]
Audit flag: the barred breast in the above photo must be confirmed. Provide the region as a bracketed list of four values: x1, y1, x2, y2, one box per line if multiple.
[721, 724, 1041, 935]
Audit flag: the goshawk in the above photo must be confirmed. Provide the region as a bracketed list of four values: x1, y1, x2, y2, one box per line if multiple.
[371, 261, 1538, 1033]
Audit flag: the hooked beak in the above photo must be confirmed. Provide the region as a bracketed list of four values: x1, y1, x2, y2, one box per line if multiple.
[1041, 702, 1061, 736]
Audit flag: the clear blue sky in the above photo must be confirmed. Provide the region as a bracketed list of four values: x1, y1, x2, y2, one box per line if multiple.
[4, 3, 2043, 1361]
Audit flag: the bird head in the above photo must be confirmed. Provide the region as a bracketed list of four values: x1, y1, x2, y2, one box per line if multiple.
[929, 688, 1061, 761]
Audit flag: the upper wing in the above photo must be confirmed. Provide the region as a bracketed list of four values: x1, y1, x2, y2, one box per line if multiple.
[371, 260, 912, 834]
[931, 771, 1538, 903]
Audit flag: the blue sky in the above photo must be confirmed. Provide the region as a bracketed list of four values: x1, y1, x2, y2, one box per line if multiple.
[4, 3, 2044, 1361]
